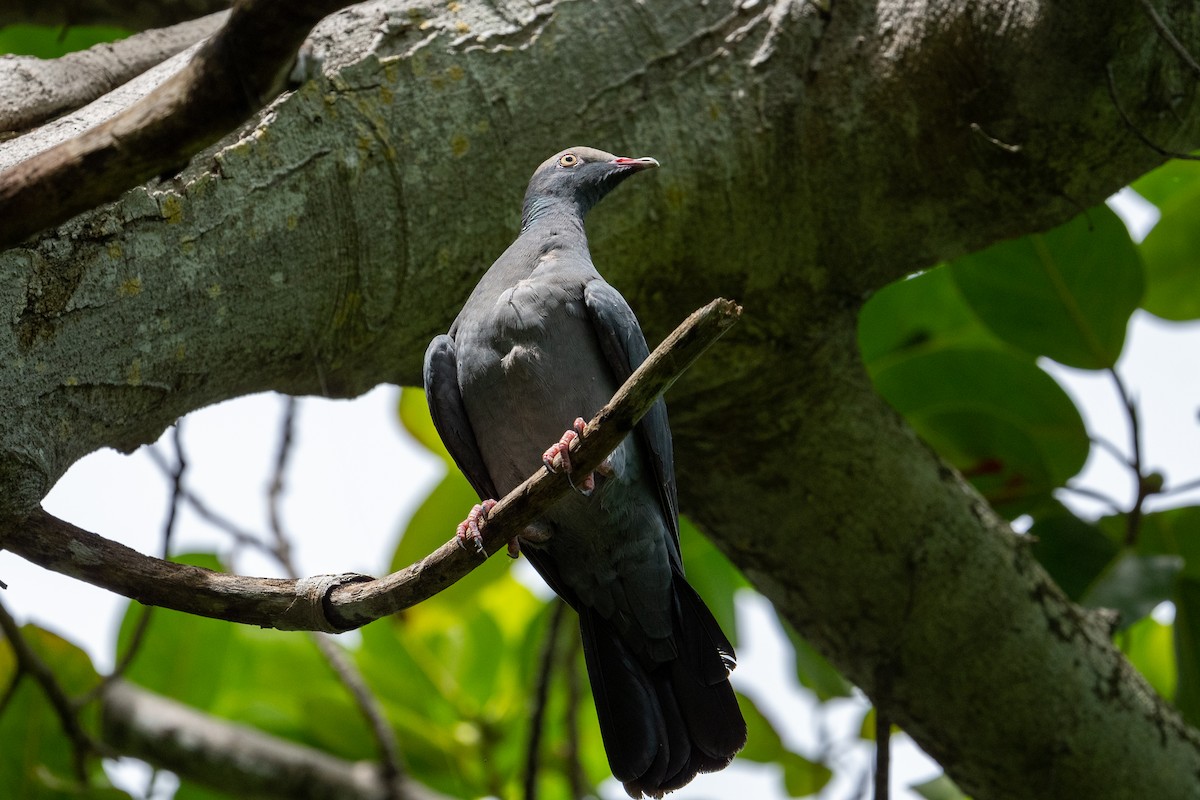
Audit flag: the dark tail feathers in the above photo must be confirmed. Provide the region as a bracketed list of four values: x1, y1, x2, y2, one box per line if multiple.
[579, 573, 747, 798]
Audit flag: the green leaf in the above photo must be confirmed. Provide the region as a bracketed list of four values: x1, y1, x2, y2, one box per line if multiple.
[0, 25, 129, 58]
[1081, 552, 1182, 629]
[781, 750, 834, 797]
[1029, 503, 1119, 601]
[116, 554, 234, 711]
[1137, 171, 1200, 320]
[0, 626, 110, 799]
[912, 774, 971, 800]
[949, 206, 1144, 368]
[858, 265, 1002, 364]
[1133, 507, 1200, 578]
[1118, 614, 1177, 700]
[1131, 159, 1200, 208]
[679, 516, 748, 644]
[780, 621, 851, 701]
[735, 692, 831, 795]
[213, 627, 350, 750]
[870, 347, 1089, 511]
[1174, 577, 1200, 726]
[398, 387, 452, 462]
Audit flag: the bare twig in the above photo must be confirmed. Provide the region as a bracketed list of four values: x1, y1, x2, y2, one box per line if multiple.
[564, 630, 589, 799]
[145, 446, 276, 558]
[523, 599, 568, 800]
[874, 705, 890, 800]
[261, 397, 408, 795]
[0, 599, 110, 780]
[1161, 474, 1200, 498]
[0, 299, 742, 632]
[79, 423, 188, 707]
[1060, 484, 1124, 515]
[268, 396, 299, 570]
[0, 0, 359, 248]
[1089, 435, 1136, 470]
[1109, 368, 1149, 545]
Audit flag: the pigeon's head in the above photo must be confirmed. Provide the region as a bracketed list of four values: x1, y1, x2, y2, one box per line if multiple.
[522, 146, 659, 226]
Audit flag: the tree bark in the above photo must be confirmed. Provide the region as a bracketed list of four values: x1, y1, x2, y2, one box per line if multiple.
[2, 1, 1198, 798]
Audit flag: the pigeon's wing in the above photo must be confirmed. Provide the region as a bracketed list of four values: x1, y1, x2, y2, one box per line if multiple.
[423, 334, 499, 501]
[583, 281, 681, 552]
[427, 333, 583, 605]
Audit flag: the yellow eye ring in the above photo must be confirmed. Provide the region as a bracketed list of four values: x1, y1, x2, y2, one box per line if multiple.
[558, 153, 578, 167]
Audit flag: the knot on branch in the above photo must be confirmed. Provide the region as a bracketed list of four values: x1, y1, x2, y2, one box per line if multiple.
[290, 573, 373, 633]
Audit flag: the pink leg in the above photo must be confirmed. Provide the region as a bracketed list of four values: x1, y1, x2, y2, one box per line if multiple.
[455, 499, 498, 556]
[542, 417, 587, 473]
[541, 418, 595, 496]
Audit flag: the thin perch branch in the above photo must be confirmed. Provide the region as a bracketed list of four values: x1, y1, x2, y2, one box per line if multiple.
[0, 299, 742, 633]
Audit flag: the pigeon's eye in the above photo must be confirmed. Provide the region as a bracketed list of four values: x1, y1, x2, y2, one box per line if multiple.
[558, 153, 579, 168]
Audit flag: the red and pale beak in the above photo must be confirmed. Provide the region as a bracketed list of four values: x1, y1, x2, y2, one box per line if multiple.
[611, 156, 660, 171]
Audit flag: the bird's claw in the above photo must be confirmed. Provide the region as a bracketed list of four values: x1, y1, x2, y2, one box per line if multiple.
[542, 418, 595, 495]
[455, 499, 498, 556]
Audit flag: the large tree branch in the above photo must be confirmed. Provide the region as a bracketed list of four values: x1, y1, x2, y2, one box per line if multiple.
[100, 679, 451, 800]
[1, 2, 1198, 799]
[0, 0, 359, 248]
[0, 12, 228, 135]
[0, 300, 739, 631]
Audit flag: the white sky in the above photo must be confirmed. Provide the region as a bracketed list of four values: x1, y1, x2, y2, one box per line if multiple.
[2, 191, 1195, 799]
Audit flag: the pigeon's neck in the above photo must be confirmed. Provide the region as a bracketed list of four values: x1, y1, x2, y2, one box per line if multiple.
[520, 195, 588, 239]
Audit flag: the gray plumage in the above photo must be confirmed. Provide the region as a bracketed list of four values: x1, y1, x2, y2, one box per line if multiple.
[423, 146, 746, 797]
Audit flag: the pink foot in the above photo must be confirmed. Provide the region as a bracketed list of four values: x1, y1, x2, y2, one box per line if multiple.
[455, 499, 498, 556]
[542, 418, 595, 495]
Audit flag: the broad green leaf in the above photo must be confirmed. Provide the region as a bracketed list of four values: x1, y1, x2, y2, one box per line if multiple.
[0, 625, 115, 799]
[1131, 159, 1200, 208]
[1138, 172, 1200, 320]
[397, 387, 451, 461]
[858, 265, 1001, 364]
[1174, 577, 1200, 725]
[780, 621, 851, 701]
[1148, 507, 1200, 577]
[1029, 503, 1119, 601]
[679, 516, 748, 644]
[1081, 552, 1182, 630]
[950, 207, 1144, 368]
[214, 626, 350, 749]
[913, 774, 970, 800]
[736, 693, 831, 796]
[116, 554, 233, 711]
[782, 750, 834, 797]
[1118, 614, 1177, 700]
[870, 347, 1088, 511]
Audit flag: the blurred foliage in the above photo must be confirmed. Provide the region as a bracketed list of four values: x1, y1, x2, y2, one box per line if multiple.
[0, 625, 130, 799]
[0, 24, 128, 58]
[860, 158, 1200, 793]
